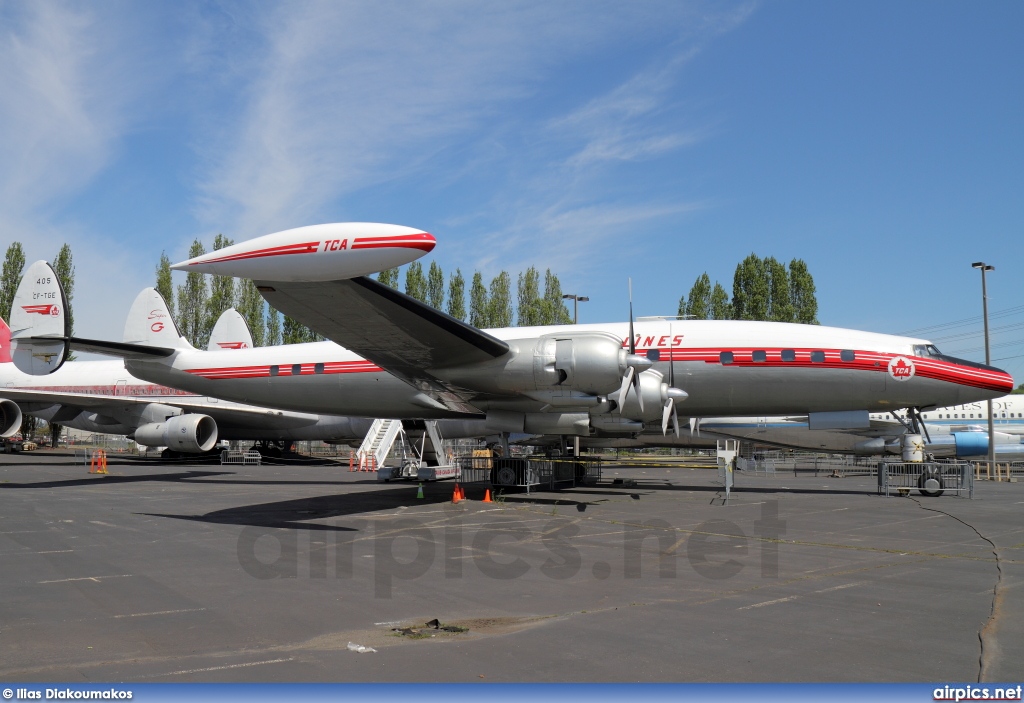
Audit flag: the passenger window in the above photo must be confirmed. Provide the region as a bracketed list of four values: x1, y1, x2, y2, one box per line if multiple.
[752, 350, 766, 362]
[269, 365, 279, 376]
[840, 350, 855, 362]
[315, 362, 325, 374]
[720, 351, 734, 365]
[781, 349, 795, 362]
[810, 351, 825, 363]
[292, 364, 302, 376]
[647, 349, 660, 361]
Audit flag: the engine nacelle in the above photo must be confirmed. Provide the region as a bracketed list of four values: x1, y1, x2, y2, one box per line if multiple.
[134, 414, 218, 453]
[439, 332, 632, 397]
[0, 399, 23, 437]
[617, 371, 671, 422]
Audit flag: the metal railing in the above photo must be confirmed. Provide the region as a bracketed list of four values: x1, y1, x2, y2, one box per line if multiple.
[220, 449, 262, 466]
[877, 461, 973, 498]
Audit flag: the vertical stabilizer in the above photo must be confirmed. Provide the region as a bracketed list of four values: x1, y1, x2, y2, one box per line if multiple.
[9, 260, 70, 374]
[207, 309, 254, 351]
[123, 288, 192, 350]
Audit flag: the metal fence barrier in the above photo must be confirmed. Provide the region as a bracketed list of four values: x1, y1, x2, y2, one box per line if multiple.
[452, 455, 600, 493]
[877, 461, 973, 499]
[220, 449, 262, 466]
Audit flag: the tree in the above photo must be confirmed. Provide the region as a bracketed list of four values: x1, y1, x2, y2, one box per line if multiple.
[155, 252, 176, 323]
[469, 272, 488, 327]
[50, 244, 76, 444]
[710, 282, 733, 320]
[236, 279, 266, 346]
[377, 268, 399, 288]
[765, 256, 794, 323]
[426, 261, 445, 310]
[1013, 383, 1024, 395]
[267, 307, 282, 346]
[488, 271, 513, 328]
[540, 269, 572, 325]
[283, 315, 312, 344]
[176, 239, 207, 346]
[405, 262, 427, 302]
[517, 266, 542, 326]
[732, 253, 770, 321]
[789, 258, 818, 324]
[1, 242, 26, 323]
[203, 234, 235, 348]
[683, 273, 712, 320]
[447, 268, 466, 321]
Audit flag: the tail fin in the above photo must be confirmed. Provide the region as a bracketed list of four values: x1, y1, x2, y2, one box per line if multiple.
[0, 317, 12, 364]
[207, 308, 254, 351]
[123, 288, 193, 350]
[8, 260, 70, 374]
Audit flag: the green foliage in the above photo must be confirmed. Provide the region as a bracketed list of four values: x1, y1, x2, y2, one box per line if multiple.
[405, 261, 427, 302]
[447, 268, 466, 321]
[488, 271, 512, 328]
[517, 266, 542, 326]
[469, 272, 488, 327]
[155, 252, 176, 322]
[789, 258, 818, 324]
[51, 244, 76, 360]
[236, 279, 266, 346]
[732, 253, 770, 321]
[427, 261, 445, 310]
[1012, 383, 1024, 395]
[683, 272, 712, 320]
[377, 268, 399, 288]
[765, 256, 794, 323]
[540, 269, 572, 324]
[266, 307, 281, 346]
[710, 282, 732, 320]
[283, 315, 315, 344]
[176, 240, 207, 347]
[203, 234, 235, 348]
[0, 242, 26, 323]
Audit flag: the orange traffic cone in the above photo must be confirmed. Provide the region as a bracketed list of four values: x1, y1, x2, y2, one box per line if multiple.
[451, 483, 461, 503]
[482, 489, 492, 503]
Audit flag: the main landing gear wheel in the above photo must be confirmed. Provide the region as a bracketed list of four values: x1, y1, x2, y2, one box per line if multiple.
[494, 465, 517, 487]
[918, 466, 944, 497]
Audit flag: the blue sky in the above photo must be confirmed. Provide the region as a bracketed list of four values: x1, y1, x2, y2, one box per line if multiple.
[1, 1, 1021, 379]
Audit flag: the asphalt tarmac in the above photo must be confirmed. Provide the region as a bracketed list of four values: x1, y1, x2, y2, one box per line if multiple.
[1, 450, 1021, 682]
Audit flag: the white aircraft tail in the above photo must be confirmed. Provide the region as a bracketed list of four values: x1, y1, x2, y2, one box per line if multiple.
[8, 260, 70, 374]
[123, 288, 193, 350]
[207, 308, 254, 351]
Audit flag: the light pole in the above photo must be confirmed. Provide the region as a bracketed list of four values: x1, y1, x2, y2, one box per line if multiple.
[562, 294, 589, 324]
[972, 262, 995, 472]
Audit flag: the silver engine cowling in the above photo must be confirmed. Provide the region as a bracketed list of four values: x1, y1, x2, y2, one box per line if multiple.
[134, 414, 218, 453]
[0, 399, 23, 437]
[615, 371, 672, 422]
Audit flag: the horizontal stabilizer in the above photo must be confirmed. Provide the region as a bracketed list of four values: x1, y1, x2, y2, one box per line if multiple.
[9, 260, 70, 374]
[68, 337, 175, 359]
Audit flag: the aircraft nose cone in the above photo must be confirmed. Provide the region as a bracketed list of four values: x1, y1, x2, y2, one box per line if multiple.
[420, 232, 436, 253]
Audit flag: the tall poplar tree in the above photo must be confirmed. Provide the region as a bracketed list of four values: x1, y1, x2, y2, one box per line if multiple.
[447, 268, 466, 321]
[789, 258, 819, 324]
[710, 282, 733, 320]
[203, 234, 235, 347]
[267, 308, 282, 346]
[176, 239, 207, 346]
[377, 268, 399, 288]
[469, 272, 488, 327]
[52, 244, 76, 358]
[0, 242, 25, 323]
[405, 262, 427, 302]
[427, 261, 445, 310]
[683, 272, 712, 320]
[732, 254, 770, 321]
[540, 269, 572, 324]
[517, 266, 541, 326]
[765, 256, 794, 323]
[488, 272, 513, 328]
[155, 252, 176, 323]
[236, 279, 266, 346]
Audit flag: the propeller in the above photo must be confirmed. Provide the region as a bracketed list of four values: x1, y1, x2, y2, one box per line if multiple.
[661, 321, 686, 436]
[617, 279, 649, 412]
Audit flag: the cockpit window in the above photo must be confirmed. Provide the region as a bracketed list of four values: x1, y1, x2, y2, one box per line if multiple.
[913, 344, 942, 357]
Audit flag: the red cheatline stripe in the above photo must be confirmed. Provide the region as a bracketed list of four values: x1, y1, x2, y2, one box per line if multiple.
[354, 233, 434, 244]
[22, 305, 54, 314]
[185, 361, 382, 379]
[189, 241, 321, 265]
[351, 240, 435, 252]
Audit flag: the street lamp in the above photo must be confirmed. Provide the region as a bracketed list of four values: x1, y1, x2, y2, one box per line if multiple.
[972, 261, 995, 471]
[562, 294, 589, 324]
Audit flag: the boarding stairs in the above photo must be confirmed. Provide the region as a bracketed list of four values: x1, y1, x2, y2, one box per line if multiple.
[355, 419, 403, 471]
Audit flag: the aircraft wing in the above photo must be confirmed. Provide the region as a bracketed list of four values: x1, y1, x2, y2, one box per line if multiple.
[258, 276, 509, 414]
[67, 337, 176, 359]
[0, 387, 321, 430]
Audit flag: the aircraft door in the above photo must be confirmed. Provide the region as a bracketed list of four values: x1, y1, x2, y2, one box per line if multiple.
[115, 380, 127, 397]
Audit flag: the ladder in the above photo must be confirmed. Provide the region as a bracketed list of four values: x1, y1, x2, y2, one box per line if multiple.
[356, 419, 403, 470]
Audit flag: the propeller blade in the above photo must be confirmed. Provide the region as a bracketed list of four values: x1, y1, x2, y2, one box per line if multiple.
[689, 416, 697, 437]
[672, 406, 680, 437]
[628, 278, 635, 355]
[618, 366, 634, 410]
[668, 322, 674, 388]
[633, 370, 643, 412]
[661, 398, 672, 435]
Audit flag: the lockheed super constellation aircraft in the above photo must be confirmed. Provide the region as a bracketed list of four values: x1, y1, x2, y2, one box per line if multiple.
[10, 223, 1013, 462]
